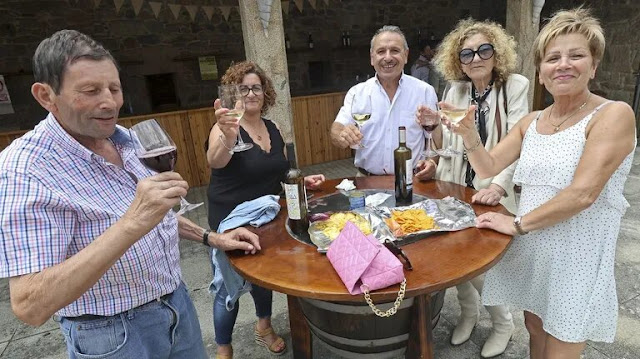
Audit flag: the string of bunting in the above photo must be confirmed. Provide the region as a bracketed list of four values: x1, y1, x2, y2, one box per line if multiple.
[74, 0, 340, 22]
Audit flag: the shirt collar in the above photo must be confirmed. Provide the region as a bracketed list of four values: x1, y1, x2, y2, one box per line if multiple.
[43, 113, 131, 162]
[374, 71, 407, 87]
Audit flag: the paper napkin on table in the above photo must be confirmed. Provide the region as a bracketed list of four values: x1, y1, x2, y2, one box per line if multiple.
[365, 192, 391, 207]
[335, 179, 356, 191]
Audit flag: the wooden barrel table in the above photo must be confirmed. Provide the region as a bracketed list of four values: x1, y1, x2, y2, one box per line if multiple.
[298, 290, 445, 357]
[228, 176, 513, 359]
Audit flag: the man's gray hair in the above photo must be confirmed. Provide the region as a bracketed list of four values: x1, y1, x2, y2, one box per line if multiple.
[370, 25, 409, 52]
[33, 29, 118, 94]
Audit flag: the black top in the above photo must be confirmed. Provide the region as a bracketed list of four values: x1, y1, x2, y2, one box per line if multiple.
[207, 118, 289, 231]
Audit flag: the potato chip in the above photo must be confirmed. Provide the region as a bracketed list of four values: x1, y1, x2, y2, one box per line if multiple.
[385, 208, 437, 236]
[315, 212, 371, 240]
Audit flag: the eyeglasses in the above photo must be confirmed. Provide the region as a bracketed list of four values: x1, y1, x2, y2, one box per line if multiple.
[238, 85, 263, 97]
[459, 43, 494, 65]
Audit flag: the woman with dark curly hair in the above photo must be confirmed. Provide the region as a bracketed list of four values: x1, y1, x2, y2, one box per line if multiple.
[205, 61, 324, 358]
[417, 19, 530, 358]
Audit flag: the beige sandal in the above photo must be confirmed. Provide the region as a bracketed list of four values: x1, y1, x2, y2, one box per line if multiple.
[254, 325, 286, 355]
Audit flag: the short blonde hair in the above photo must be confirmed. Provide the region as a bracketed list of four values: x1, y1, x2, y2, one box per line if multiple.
[534, 7, 605, 70]
[433, 19, 517, 85]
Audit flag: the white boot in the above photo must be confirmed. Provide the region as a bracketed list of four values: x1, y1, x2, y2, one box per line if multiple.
[451, 281, 479, 345]
[480, 305, 514, 358]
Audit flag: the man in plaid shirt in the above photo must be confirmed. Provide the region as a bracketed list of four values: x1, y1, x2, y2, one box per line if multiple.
[0, 30, 260, 358]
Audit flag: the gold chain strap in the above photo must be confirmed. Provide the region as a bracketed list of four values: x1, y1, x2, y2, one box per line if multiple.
[362, 278, 407, 317]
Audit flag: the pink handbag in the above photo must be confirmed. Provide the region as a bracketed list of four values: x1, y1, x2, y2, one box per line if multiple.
[327, 221, 407, 317]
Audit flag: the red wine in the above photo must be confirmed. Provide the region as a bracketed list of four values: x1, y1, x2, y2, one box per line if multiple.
[139, 146, 177, 172]
[422, 124, 438, 132]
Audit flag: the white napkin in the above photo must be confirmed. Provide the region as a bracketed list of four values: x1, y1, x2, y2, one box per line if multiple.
[335, 179, 356, 191]
[365, 192, 392, 207]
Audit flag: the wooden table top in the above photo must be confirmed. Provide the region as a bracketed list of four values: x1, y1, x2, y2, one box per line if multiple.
[227, 176, 512, 302]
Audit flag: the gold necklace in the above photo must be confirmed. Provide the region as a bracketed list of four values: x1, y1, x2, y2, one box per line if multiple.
[548, 93, 591, 132]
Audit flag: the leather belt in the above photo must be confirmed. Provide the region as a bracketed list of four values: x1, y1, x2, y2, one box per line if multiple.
[356, 167, 382, 176]
[64, 292, 173, 322]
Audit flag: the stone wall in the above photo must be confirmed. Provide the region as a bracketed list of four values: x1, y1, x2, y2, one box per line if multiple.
[0, 0, 507, 130]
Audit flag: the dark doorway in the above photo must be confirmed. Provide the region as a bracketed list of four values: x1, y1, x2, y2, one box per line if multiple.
[146, 73, 179, 112]
[308, 61, 331, 88]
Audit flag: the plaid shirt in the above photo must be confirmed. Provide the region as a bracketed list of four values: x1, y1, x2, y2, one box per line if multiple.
[0, 113, 181, 317]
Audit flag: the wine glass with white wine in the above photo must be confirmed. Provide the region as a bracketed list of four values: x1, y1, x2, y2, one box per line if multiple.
[350, 93, 372, 149]
[437, 81, 471, 157]
[218, 84, 253, 153]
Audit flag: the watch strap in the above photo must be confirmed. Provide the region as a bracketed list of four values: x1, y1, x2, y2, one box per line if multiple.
[202, 228, 212, 247]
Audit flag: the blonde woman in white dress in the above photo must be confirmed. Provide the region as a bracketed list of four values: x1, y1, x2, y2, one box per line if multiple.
[445, 8, 636, 359]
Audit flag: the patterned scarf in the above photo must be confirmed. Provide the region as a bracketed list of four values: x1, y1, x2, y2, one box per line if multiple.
[465, 80, 494, 188]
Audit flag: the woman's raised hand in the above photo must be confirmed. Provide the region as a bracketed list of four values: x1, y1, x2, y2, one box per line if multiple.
[440, 101, 477, 138]
[214, 98, 239, 139]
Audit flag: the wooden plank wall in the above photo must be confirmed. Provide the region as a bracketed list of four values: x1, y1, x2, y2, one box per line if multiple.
[292, 92, 351, 166]
[0, 92, 350, 187]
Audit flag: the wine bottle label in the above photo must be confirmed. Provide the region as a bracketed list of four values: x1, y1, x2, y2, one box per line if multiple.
[405, 159, 413, 185]
[284, 183, 302, 219]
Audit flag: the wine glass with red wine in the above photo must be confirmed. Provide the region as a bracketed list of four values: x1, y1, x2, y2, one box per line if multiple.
[417, 105, 440, 158]
[129, 119, 203, 215]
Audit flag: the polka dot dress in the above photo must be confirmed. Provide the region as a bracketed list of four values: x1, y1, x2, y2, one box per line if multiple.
[482, 102, 635, 343]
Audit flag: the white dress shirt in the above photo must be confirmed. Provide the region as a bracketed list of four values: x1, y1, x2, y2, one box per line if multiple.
[335, 73, 437, 175]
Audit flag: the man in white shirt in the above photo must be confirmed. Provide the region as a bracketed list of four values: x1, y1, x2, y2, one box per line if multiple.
[331, 25, 438, 179]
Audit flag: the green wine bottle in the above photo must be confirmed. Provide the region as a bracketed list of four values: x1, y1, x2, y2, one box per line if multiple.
[394, 126, 413, 205]
[284, 143, 309, 235]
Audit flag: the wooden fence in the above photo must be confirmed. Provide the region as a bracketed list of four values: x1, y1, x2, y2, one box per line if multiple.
[0, 92, 351, 187]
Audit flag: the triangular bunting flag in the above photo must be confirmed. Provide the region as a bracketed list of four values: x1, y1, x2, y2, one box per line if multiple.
[113, 0, 125, 13]
[149, 1, 162, 18]
[309, 0, 317, 10]
[94, 0, 101, 8]
[293, 0, 303, 12]
[219, 6, 232, 21]
[131, 0, 144, 16]
[202, 5, 214, 20]
[184, 5, 198, 21]
[322, 0, 329, 5]
[168, 3, 182, 19]
[282, 1, 290, 16]
[257, 0, 274, 36]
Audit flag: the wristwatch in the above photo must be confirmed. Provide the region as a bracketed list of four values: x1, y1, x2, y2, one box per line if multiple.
[513, 216, 528, 235]
[202, 228, 212, 247]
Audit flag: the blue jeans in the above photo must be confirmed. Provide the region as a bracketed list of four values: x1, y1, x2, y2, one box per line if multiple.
[214, 281, 272, 345]
[57, 283, 207, 359]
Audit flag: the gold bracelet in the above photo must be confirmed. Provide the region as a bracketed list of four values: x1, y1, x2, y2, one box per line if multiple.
[463, 135, 482, 153]
[218, 134, 237, 155]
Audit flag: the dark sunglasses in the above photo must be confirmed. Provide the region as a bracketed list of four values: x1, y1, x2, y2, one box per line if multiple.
[459, 43, 494, 65]
[383, 239, 413, 271]
[238, 85, 263, 97]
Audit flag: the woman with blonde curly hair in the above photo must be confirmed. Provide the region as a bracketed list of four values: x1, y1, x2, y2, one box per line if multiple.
[447, 8, 636, 359]
[416, 19, 529, 357]
[205, 61, 324, 358]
